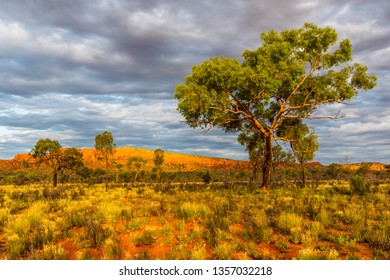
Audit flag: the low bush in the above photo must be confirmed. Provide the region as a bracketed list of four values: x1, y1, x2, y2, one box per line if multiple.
[350, 175, 368, 195]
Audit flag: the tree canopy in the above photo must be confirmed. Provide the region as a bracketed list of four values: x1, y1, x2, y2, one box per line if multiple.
[175, 23, 377, 192]
[127, 156, 147, 181]
[95, 131, 116, 190]
[30, 138, 83, 187]
[154, 148, 164, 181]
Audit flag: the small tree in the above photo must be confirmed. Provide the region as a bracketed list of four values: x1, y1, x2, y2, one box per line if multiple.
[30, 139, 83, 187]
[153, 148, 164, 181]
[113, 162, 124, 183]
[127, 156, 147, 181]
[94, 131, 116, 191]
[202, 170, 212, 184]
[350, 174, 368, 195]
[278, 119, 319, 188]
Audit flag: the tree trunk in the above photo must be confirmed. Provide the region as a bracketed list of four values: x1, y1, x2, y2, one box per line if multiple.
[105, 159, 108, 191]
[261, 135, 273, 194]
[251, 162, 259, 183]
[53, 170, 58, 188]
[300, 158, 306, 188]
[298, 154, 306, 188]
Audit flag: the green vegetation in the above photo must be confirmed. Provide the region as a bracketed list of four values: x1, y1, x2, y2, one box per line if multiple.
[95, 131, 116, 191]
[29, 139, 83, 187]
[0, 178, 388, 260]
[174, 23, 376, 191]
[0, 24, 385, 261]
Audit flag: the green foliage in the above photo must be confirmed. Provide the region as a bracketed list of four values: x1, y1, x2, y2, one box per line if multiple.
[94, 131, 116, 158]
[103, 237, 124, 260]
[84, 218, 108, 247]
[30, 139, 62, 162]
[241, 211, 273, 243]
[277, 212, 303, 233]
[350, 174, 368, 195]
[175, 22, 377, 190]
[177, 202, 209, 221]
[238, 130, 295, 183]
[212, 241, 236, 260]
[134, 228, 158, 246]
[0, 208, 10, 229]
[95, 131, 116, 190]
[153, 148, 164, 181]
[296, 248, 339, 260]
[127, 156, 147, 181]
[30, 139, 83, 187]
[41, 244, 67, 260]
[1, 179, 388, 260]
[153, 148, 164, 168]
[202, 171, 212, 184]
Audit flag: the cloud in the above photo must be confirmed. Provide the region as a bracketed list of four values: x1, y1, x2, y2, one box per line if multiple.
[0, 0, 388, 165]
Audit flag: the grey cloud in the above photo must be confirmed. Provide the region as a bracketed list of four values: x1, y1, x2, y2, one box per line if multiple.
[0, 0, 389, 164]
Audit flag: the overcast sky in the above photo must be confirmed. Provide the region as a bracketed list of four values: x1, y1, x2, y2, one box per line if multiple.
[0, 0, 389, 164]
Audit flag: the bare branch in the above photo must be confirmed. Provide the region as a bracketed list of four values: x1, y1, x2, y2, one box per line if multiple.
[307, 110, 345, 120]
[246, 91, 266, 106]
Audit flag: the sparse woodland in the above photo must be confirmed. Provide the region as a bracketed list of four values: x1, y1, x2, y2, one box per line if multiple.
[0, 23, 388, 260]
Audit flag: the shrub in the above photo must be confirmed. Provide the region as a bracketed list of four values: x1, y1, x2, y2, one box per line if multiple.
[275, 239, 290, 252]
[241, 211, 273, 243]
[84, 219, 108, 247]
[42, 244, 67, 260]
[76, 249, 95, 260]
[367, 227, 390, 253]
[134, 228, 158, 246]
[350, 175, 368, 195]
[277, 212, 303, 233]
[296, 248, 339, 260]
[202, 171, 212, 184]
[212, 241, 235, 260]
[190, 242, 207, 260]
[177, 202, 208, 221]
[0, 208, 10, 228]
[103, 237, 123, 260]
[7, 234, 27, 259]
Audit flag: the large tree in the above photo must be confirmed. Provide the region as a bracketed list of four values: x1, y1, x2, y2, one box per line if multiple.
[30, 139, 83, 187]
[174, 23, 376, 192]
[95, 131, 116, 191]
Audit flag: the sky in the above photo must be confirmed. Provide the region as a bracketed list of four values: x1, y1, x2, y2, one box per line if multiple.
[0, 0, 389, 164]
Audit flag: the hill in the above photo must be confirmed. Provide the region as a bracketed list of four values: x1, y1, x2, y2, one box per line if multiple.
[1, 147, 387, 174]
[342, 162, 386, 171]
[0, 146, 250, 173]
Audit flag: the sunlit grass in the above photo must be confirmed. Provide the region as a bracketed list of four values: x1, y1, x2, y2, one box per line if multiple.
[0, 180, 389, 260]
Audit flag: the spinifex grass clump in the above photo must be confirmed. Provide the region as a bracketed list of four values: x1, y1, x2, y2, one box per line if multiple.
[277, 212, 303, 233]
[103, 236, 124, 260]
[134, 227, 158, 246]
[366, 227, 390, 259]
[84, 218, 108, 247]
[241, 209, 273, 243]
[0, 208, 10, 229]
[4, 200, 55, 259]
[177, 201, 209, 221]
[296, 247, 339, 260]
[0, 178, 388, 260]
